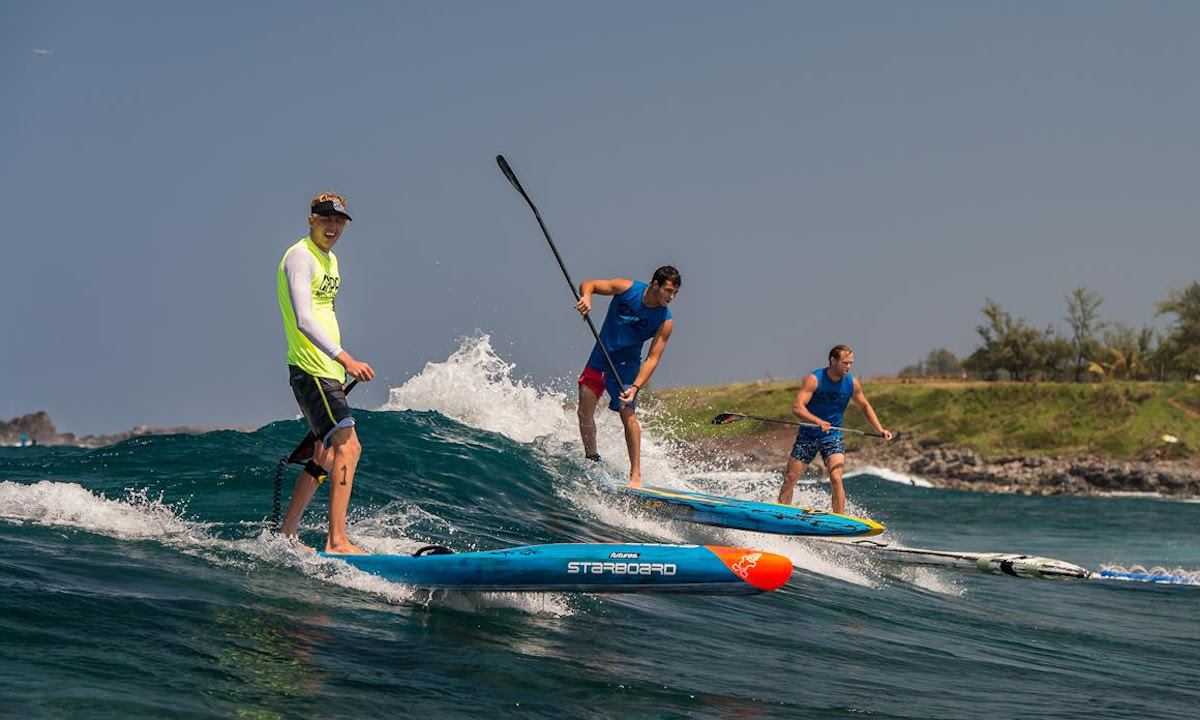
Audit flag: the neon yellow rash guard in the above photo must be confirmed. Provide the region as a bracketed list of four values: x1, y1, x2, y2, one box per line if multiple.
[277, 236, 345, 382]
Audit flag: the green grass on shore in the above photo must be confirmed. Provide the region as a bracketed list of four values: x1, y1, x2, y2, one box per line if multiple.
[645, 379, 1200, 460]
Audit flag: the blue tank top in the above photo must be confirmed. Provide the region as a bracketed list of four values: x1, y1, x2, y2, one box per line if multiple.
[587, 281, 673, 370]
[801, 367, 854, 437]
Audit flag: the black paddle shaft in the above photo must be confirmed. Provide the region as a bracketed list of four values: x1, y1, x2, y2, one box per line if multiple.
[712, 411, 886, 438]
[495, 154, 627, 388]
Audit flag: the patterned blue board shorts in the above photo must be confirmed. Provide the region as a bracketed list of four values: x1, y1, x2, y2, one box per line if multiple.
[790, 432, 845, 464]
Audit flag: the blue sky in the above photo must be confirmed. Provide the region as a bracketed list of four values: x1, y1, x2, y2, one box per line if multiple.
[5, 1, 1198, 434]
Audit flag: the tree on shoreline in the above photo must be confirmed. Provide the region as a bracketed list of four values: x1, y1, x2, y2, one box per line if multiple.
[962, 299, 1055, 381]
[1154, 282, 1200, 379]
[900, 348, 963, 378]
[907, 282, 1196, 382]
[1065, 287, 1104, 382]
[1088, 322, 1155, 381]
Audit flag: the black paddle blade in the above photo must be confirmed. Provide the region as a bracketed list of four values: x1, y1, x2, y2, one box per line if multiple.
[496, 155, 525, 194]
[286, 432, 317, 464]
[712, 413, 747, 425]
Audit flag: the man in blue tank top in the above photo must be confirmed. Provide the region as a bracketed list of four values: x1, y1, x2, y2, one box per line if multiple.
[575, 266, 680, 487]
[778, 345, 892, 513]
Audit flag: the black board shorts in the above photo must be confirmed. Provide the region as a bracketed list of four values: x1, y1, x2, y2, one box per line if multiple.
[288, 365, 355, 445]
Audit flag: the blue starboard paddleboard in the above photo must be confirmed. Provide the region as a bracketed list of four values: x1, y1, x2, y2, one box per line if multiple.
[598, 477, 885, 537]
[322, 543, 793, 594]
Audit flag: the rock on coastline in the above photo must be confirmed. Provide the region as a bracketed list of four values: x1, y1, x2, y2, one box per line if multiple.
[1, 412, 248, 448]
[880, 439, 1200, 498]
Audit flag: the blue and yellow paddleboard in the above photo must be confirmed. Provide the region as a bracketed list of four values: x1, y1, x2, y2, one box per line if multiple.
[323, 542, 793, 594]
[603, 479, 884, 537]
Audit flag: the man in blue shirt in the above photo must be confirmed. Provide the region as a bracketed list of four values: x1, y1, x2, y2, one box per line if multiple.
[575, 266, 680, 487]
[778, 345, 892, 513]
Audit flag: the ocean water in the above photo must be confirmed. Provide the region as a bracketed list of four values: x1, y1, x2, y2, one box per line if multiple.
[2, 336, 1198, 720]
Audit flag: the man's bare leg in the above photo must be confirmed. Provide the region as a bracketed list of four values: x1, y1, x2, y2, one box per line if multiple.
[281, 442, 334, 552]
[281, 475, 318, 552]
[618, 406, 642, 486]
[777, 456, 808, 505]
[826, 453, 847, 514]
[577, 385, 601, 459]
[325, 426, 366, 555]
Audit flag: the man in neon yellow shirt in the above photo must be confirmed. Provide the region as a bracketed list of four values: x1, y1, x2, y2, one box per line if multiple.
[276, 192, 375, 554]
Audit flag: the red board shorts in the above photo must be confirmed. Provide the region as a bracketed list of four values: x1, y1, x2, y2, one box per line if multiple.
[578, 363, 637, 411]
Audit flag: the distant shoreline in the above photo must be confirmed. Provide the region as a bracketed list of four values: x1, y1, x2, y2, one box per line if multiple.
[649, 378, 1200, 499]
[9, 380, 1199, 499]
[1, 411, 255, 449]
[679, 425, 1199, 499]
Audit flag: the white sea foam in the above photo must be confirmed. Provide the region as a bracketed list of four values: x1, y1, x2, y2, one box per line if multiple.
[379, 332, 693, 486]
[0, 480, 205, 540]
[572, 485, 690, 544]
[0, 480, 574, 615]
[902, 566, 966, 596]
[846, 465, 934, 488]
[374, 334, 910, 586]
[381, 332, 576, 444]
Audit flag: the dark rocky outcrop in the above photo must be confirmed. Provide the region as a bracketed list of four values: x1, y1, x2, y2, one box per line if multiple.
[2, 412, 247, 448]
[862, 439, 1200, 498]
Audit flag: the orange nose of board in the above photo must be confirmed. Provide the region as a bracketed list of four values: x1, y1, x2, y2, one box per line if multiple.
[707, 545, 793, 592]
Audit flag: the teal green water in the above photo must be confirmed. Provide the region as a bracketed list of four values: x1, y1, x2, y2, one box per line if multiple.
[2, 408, 1198, 719]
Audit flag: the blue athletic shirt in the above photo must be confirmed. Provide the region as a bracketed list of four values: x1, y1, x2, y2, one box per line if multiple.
[587, 281, 672, 371]
[801, 367, 854, 438]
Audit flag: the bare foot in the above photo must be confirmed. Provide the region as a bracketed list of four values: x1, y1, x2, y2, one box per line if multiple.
[326, 540, 368, 555]
[286, 536, 316, 554]
[627, 473, 642, 488]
